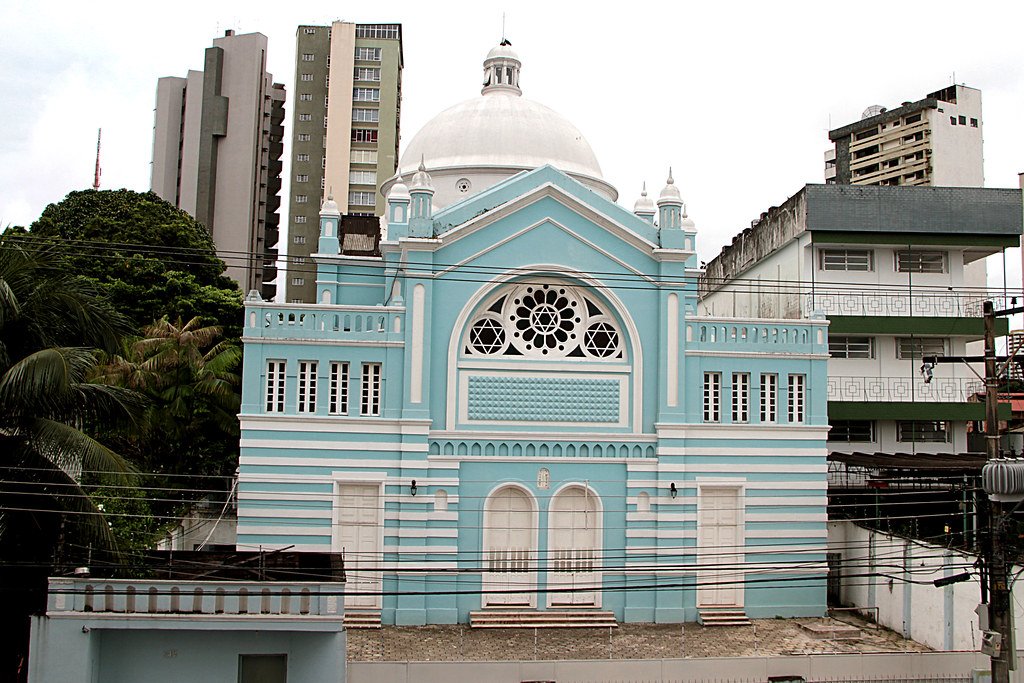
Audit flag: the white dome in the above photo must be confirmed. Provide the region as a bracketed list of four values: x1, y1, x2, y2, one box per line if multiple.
[381, 43, 617, 210]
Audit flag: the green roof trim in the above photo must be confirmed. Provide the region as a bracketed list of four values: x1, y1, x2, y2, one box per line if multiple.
[827, 316, 1007, 336]
[811, 230, 1019, 248]
[828, 401, 1009, 420]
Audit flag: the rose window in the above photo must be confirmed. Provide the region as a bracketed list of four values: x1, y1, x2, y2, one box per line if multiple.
[464, 282, 623, 359]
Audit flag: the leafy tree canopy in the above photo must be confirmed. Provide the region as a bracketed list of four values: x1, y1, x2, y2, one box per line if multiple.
[25, 189, 243, 335]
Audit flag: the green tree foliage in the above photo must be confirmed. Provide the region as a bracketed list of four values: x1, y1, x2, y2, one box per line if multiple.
[93, 316, 241, 520]
[0, 236, 138, 565]
[26, 189, 243, 336]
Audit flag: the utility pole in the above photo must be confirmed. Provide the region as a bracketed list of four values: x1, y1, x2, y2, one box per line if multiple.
[984, 300, 1013, 683]
[92, 128, 102, 191]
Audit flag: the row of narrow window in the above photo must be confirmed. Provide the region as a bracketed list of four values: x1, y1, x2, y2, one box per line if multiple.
[703, 372, 805, 424]
[266, 360, 381, 416]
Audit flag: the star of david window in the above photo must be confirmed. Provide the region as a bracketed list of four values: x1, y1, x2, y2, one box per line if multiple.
[464, 282, 623, 359]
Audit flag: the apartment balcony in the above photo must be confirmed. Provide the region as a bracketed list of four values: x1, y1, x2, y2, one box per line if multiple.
[45, 577, 344, 629]
[243, 303, 405, 342]
[827, 375, 982, 403]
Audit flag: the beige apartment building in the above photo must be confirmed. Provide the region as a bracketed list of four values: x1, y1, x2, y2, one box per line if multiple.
[151, 31, 285, 299]
[285, 22, 403, 303]
[825, 84, 983, 188]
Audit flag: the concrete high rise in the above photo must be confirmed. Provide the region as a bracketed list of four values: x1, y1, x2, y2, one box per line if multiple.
[151, 30, 285, 300]
[285, 22, 403, 303]
[825, 85, 983, 188]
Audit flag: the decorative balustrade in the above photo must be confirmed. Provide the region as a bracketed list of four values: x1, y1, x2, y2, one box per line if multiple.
[807, 288, 997, 318]
[244, 304, 404, 341]
[46, 578, 342, 618]
[429, 439, 656, 459]
[685, 318, 828, 355]
[827, 376, 983, 403]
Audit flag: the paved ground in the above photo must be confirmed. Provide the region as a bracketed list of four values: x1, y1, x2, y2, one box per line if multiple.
[347, 615, 930, 662]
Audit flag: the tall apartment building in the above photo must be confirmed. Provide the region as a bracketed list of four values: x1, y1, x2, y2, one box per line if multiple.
[286, 22, 403, 303]
[151, 31, 285, 299]
[825, 85, 983, 188]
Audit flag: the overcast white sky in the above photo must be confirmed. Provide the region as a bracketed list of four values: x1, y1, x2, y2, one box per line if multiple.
[2, 0, 1022, 285]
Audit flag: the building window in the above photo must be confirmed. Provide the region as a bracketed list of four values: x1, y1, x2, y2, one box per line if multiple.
[295, 174, 308, 182]
[703, 372, 721, 423]
[355, 24, 400, 39]
[819, 249, 873, 271]
[897, 420, 950, 443]
[970, 118, 979, 128]
[904, 113, 922, 124]
[352, 108, 380, 123]
[298, 114, 312, 122]
[353, 87, 381, 102]
[787, 374, 805, 424]
[895, 250, 945, 273]
[265, 360, 286, 412]
[732, 372, 749, 423]
[354, 67, 381, 82]
[351, 149, 378, 164]
[896, 337, 947, 360]
[329, 362, 349, 415]
[958, 115, 966, 125]
[297, 361, 317, 413]
[829, 420, 875, 443]
[296, 154, 309, 162]
[352, 129, 379, 143]
[361, 362, 382, 416]
[299, 93, 313, 102]
[301, 53, 315, 61]
[298, 133, 311, 142]
[950, 116, 957, 125]
[300, 73, 314, 81]
[355, 46, 382, 61]
[349, 170, 377, 185]
[295, 195, 308, 203]
[349, 191, 375, 206]
[293, 235, 307, 244]
[760, 373, 777, 423]
[324, 116, 329, 129]
[303, 28, 317, 34]
[295, 216, 307, 224]
[829, 336, 874, 359]
[292, 277, 305, 286]
[293, 257, 306, 264]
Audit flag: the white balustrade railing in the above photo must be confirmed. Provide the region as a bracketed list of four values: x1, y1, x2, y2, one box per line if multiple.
[807, 288, 998, 318]
[827, 376, 983, 403]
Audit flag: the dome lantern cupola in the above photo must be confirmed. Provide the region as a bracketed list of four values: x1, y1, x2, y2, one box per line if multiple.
[633, 182, 656, 224]
[657, 168, 684, 231]
[318, 194, 341, 254]
[409, 158, 435, 238]
[482, 38, 521, 97]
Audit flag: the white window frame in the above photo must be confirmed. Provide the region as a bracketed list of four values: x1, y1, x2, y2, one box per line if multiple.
[297, 361, 318, 413]
[819, 249, 874, 272]
[349, 170, 377, 185]
[895, 250, 946, 274]
[351, 149, 379, 164]
[731, 372, 749, 423]
[352, 108, 380, 123]
[354, 67, 381, 82]
[300, 73, 314, 81]
[294, 216, 307, 224]
[760, 373, 777, 423]
[266, 360, 286, 413]
[896, 337, 948, 360]
[361, 362, 382, 416]
[349, 191, 375, 206]
[787, 374, 805, 424]
[296, 174, 309, 182]
[703, 372, 721, 423]
[329, 362, 349, 415]
[297, 133, 311, 142]
[299, 93, 313, 102]
[301, 53, 315, 61]
[355, 46, 382, 61]
[292, 277, 304, 286]
[295, 194, 308, 203]
[293, 235, 307, 245]
[298, 114, 312, 122]
[353, 87, 381, 102]
[897, 420, 951, 443]
[829, 336, 875, 359]
[828, 420, 875, 443]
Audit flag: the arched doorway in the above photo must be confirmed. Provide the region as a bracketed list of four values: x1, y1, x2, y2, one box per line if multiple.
[483, 486, 537, 607]
[548, 485, 601, 607]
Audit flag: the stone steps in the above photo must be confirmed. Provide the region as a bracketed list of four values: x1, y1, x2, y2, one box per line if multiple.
[470, 609, 618, 629]
[698, 608, 751, 627]
[344, 610, 382, 629]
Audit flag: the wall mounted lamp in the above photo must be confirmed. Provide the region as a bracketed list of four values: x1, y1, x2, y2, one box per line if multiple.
[410, 480, 418, 496]
[669, 483, 678, 499]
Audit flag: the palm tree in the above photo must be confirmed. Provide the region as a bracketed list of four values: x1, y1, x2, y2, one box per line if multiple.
[0, 237, 137, 564]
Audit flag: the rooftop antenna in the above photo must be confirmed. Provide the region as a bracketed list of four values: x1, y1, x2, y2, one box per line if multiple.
[92, 128, 102, 191]
[502, 13, 506, 42]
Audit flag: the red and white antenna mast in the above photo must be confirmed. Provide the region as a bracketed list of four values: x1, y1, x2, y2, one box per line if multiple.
[92, 128, 102, 190]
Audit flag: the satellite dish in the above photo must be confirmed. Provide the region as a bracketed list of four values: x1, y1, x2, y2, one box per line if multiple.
[861, 104, 885, 120]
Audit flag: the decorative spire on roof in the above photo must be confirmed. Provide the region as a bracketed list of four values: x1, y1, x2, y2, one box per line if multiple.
[633, 181, 656, 218]
[658, 167, 682, 205]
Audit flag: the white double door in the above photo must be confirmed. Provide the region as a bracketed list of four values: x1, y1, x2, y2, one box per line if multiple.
[697, 486, 743, 607]
[547, 486, 600, 607]
[336, 483, 382, 610]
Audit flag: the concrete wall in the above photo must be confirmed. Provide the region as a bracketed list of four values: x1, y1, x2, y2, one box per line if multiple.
[349, 651, 1004, 683]
[830, 520, 1024, 653]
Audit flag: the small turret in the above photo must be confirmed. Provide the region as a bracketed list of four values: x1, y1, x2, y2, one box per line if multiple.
[657, 169, 685, 248]
[386, 174, 411, 239]
[481, 39, 521, 97]
[317, 195, 341, 255]
[409, 158, 435, 238]
[633, 182, 656, 224]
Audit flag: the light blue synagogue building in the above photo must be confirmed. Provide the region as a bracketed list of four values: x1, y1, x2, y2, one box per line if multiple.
[238, 42, 830, 626]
